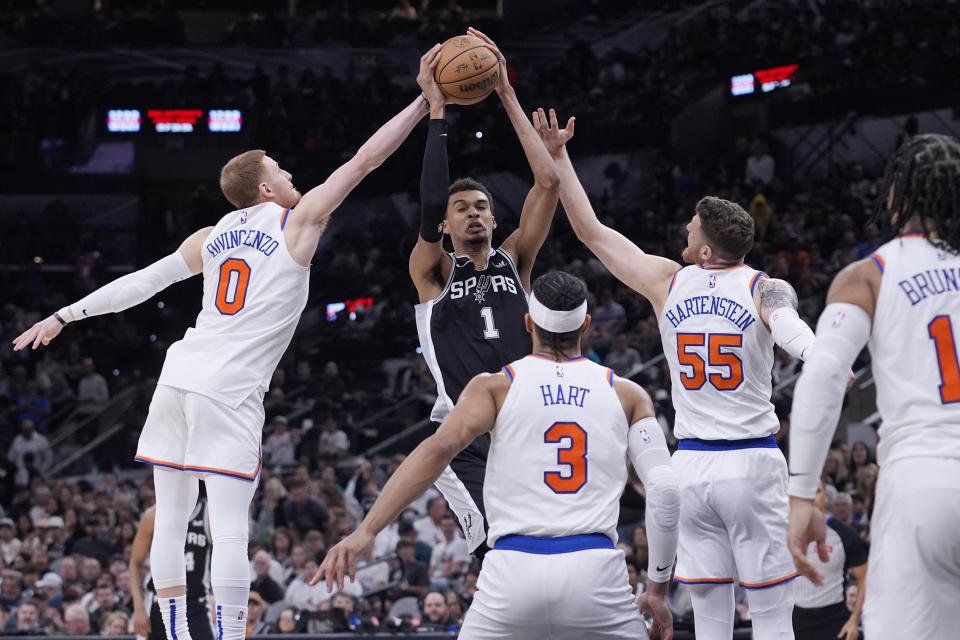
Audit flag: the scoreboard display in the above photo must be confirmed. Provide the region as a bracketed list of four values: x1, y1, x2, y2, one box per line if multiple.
[106, 109, 243, 133]
[730, 64, 799, 97]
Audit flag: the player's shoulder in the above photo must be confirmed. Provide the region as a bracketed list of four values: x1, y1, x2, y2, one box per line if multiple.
[612, 375, 654, 421]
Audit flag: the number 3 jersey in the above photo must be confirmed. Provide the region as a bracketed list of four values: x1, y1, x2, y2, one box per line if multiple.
[868, 234, 960, 466]
[484, 355, 626, 546]
[659, 264, 778, 440]
[159, 202, 310, 408]
[416, 248, 531, 422]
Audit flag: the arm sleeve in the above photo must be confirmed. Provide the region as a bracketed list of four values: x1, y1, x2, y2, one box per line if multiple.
[769, 307, 816, 360]
[419, 119, 449, 243]
[788, 303, 871, 499]
[627, 417, 679, 582]
[60, 251, 194, 322]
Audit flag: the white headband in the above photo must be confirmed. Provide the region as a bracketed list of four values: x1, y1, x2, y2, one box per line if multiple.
[528, 291, 587, 333]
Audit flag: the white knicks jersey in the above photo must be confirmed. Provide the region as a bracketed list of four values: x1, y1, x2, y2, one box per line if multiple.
[159, 202, 309, 408]
[484, 355, 628, 546]
[868, 234, 960, 466]
[660, 264, 778, 440]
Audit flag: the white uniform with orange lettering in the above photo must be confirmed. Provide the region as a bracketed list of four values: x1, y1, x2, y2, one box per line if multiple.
[861, 235, 960, 638]
[136, 202, 309, 481]
[660, 265, 797, 590]
[460, 354, 647, 640]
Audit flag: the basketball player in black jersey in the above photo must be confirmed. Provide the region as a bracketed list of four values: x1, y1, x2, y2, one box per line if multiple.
[131, 498, 213, 640]
[411, 28, 568, 556]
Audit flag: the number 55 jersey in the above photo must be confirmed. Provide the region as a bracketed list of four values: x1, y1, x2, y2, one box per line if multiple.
[659, 264, 778, 440]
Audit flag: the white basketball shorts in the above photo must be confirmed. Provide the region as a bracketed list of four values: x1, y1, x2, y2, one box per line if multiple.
[672, 437, 797, 590]
[864, 456, 960, 639]
[135, 384, 263, 481]
[459, 535, 647, 640]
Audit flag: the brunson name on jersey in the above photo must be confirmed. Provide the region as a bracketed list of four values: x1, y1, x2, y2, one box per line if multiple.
[897, 267, 960, 305]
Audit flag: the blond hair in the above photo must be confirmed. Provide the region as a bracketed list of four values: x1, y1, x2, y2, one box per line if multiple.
[220, 149, 266, 209]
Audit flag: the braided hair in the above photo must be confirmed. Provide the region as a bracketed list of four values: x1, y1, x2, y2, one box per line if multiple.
[531, 271, 588, 362]
[873, 134, 960, 253]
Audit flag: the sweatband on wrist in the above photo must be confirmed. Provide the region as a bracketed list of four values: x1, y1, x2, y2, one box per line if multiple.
[528, 291, 587, 333]
[788, 303, 871, 498]
[628, 417, 679, 583]
[53, 312, 67, 326]
[419, 119, 449, 243]
[64, 251, 193, 321]
[769, 307, 816, 360]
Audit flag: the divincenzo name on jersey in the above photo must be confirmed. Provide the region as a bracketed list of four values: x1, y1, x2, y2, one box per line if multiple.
[664, 295, 757, 331]
[205, 229, 280, 258]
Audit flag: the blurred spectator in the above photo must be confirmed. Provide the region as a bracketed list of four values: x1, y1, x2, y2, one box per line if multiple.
[591, 290, 627, 342]
[263, 417, 298, 468]
[414, 497, 448, 548]
[428, 514, 469, 588]
[0, 571, 24, 609]
[89, 583, 122, 631]
[317, 362, 347, 408]
[272, 606, 298, 633]
[444, 590, 464, 626]
[0, 519, 22, 567]
[284, 560, 324, 611]
[745, 140, 775, 188]
[76, 359, 109, 415]
[292, 360, 320, 398]
[830, 493, 854, 526]
[317, 417, 349, 459]
[398, 521, 432, 566]
[845, 583, 858, 613]
[604, 334, 642, 377]
[100, 610, 129, 635]
[8, 420, 54, 487]
[389, 540, 429, 598]
[63, 603, 91, 635]
[16, 383, 51, 431]
[624, 555, 642, 596]
[282, 481, 330, 539]
[250, 551, 284, 604]
[421, 589, 456, 631]
[5, 599, 42, 634]
[245, 592, 271, 635]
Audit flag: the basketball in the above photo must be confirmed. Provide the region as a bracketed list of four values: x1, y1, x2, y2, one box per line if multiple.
[434, 34, 499, 105]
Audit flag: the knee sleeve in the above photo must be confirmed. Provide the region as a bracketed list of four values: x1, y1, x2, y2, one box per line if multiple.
[746, 581, 796, 640]
[688, 582, 735, 640]
[205, 474, 258, 592]
[150, 469, 200, 590]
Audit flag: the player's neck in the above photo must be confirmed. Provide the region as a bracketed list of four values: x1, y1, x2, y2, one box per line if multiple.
[453, 242, 492, 268]
[699, 256, 743, 270]
[530, 343, 583, 362]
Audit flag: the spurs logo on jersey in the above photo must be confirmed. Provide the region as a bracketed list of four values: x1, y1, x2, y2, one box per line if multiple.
[416, 248, 530, 422]
[660, 265, 778, 440]
[868, 234, 960, 466]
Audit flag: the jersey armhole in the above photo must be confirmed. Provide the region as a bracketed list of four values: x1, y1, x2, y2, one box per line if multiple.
[280, 207, 291, 230]
[667, 268, 681, 295]
[868, 252, 885, 274]
[606, 368, 615, 387]
[502, 365, 516, 382]
[749, 270, 767, 296]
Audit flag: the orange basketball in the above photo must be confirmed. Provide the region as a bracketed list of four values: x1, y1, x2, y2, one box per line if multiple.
[434, 35, 499, 105]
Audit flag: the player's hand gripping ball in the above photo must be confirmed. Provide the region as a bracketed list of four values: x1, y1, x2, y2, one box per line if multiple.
[433, 34, 499, 105]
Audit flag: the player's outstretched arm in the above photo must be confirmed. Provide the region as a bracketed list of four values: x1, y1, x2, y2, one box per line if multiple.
[311, 372, 506, 593]
[787, 258, 877, 585]
[614, 377, 677, 640]
[12, 226, 210, 351]
[287, 46, 440, 266]
[409, 46, 451, 302]
[468, 28, 560, 289]
[534, 114, 680, 313]
[129, 507, 156, 638]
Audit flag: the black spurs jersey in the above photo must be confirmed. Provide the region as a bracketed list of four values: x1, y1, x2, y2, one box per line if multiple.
[416, 247, 531, 422]
[147, 498, 211, 599]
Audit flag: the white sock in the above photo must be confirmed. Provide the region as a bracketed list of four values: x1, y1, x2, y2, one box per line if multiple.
[159, 595, 193, 640]
[215, 604, 248, 640]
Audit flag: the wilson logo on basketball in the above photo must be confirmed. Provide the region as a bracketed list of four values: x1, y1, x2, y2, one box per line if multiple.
[459, 71, 499, 94]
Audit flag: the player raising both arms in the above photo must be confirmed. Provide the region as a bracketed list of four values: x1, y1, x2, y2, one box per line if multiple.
[536, 109, 828, 640]
[410, 28, 560, 556]
[13, 47, 443, 640]
[314, 272, 679, 640]
[787, 133, 960, 640]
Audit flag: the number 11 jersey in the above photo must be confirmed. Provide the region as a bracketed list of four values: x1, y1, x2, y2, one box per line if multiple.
[416, 248, 531, 423]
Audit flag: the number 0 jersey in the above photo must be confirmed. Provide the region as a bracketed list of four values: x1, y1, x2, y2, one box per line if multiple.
[415, 248, 531, 422]
[868, 234, 960, 466]
[659, 264, 779, 440]
[159, 203, 309, 408]
[484, 355, 626, 547]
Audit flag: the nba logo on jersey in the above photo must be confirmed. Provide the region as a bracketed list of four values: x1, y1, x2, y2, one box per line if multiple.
[708, 275, 717, 288]
[555, 365, 564, 378]
[640, 428, 652, 444]
[240, 210, 248, 224]
[832, 311, 846, 328]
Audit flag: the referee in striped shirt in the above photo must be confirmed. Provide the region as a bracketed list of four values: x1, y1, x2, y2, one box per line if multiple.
[793, 481, 868, 640]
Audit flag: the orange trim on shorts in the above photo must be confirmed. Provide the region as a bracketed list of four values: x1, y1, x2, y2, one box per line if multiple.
[673, 576, 735, 585]
[739, 572, 800, 589]
[135, 455, 261, 482]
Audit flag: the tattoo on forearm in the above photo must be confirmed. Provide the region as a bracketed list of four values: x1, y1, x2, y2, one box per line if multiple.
[759, 278, 799, 312]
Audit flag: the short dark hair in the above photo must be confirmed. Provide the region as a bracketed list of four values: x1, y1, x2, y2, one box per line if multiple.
[396, 539, 415, 551]
[448, 177, 493, 214]
[531, 271, 588, 360]
[695, 196, 754, 260]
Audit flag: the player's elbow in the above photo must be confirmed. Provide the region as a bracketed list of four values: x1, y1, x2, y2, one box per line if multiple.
[645, 465, 680, 531]
[535, 167, 560, 192]
[354, 147, 384, 174]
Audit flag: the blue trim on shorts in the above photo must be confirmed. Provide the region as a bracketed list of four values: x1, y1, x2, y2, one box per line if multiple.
[677, 434, 777, 451]
[494, 533, 613, 554]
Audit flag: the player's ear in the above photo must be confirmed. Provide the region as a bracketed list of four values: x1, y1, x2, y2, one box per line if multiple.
[580, 315, 591, 335]
[523, 313, 533, 334]
[441, 219, 449, 235]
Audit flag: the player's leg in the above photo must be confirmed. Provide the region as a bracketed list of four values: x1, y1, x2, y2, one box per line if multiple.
[458, 548, 547, 639]
[147, 596, 165, 640]
[671, 450, 738, 640]
[863, 457, 960, 640]
[151, 467, 201, 640]
[722, 448, 796, 639]
[436, 428, 489, 556]
[204, 472, 259, 640]
[186, 597, 215, 640]
[687, 582, 735, 639]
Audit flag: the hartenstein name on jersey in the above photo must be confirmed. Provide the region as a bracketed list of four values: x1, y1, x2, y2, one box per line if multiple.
[897, 267, 960, 305]
[664, 295, 757, 331]
[205, 228, 279, 258]
[450, 274, 519, 300]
